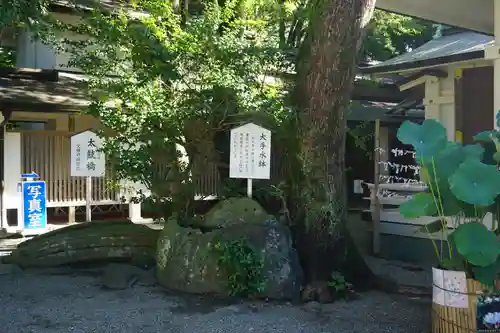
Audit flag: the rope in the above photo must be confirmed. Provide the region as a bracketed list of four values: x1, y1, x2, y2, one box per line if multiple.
[432, 282, 483, 296]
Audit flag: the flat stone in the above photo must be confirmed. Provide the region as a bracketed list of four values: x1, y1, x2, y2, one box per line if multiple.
[0, 264, 22, 275]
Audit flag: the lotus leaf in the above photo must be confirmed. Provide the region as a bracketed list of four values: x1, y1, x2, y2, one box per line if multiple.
[397, 120, 447, 159]
[449, 159, 500, 206]
[421, 142, 483, 189]
[453, 223, 500, 267]
[473, 130, 500, 142]
[473, 259, 500, 286]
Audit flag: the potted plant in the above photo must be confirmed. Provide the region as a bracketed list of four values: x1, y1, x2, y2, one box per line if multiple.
[396, 119, 500, 332]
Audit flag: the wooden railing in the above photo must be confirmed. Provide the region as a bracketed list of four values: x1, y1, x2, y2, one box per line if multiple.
[364, 182, 446, 240]
[364, 182, 495, 240]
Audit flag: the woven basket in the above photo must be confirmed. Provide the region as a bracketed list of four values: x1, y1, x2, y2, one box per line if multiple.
[433, 278, 500, 333]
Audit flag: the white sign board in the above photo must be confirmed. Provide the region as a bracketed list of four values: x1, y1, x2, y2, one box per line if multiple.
[70, 130, 106, 177]
[229, 123, 271, 179]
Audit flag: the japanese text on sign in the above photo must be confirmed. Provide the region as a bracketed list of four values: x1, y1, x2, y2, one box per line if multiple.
[22, 181, 47, 230]
[70, 130, 106, 177]
[229, 123, 271, 179]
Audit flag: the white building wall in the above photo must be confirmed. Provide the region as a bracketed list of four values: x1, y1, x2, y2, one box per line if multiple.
[423, 71, 455, 140]
[15, 12, 84, 71]
[16, 29, 57, 69]
[2, 133, 22, 231]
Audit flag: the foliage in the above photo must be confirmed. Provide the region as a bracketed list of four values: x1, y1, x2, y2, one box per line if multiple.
[398, 119, 500, 286]
[219, 0, 436, 61]
[327, 271, 352, 294]
[362, 10, 435, 61]
[213, 237, 266, 297]
[62, 0, 291, 220]
[0, 47, 15, 68]
[0, 0, 56, 68]
[0, 0, 52, 33]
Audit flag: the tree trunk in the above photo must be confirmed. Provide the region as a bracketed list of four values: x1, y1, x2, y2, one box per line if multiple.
[294, 0, 377, 298]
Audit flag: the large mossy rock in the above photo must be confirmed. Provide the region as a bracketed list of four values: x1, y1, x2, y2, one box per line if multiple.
[203, 197, 270, 229]
[3, 221, 160, 268]
[156, 220, 303, 300]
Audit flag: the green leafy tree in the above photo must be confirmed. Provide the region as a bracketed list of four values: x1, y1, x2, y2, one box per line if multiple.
[63, 0, 289, 220]
[362, 10, 435, 61]
[0, 47, 15, 67]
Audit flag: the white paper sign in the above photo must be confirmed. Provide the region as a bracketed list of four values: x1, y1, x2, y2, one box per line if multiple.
[70, 130, 106, 177]
[432, 267, 468, 308]
[229, 123, 271, 179]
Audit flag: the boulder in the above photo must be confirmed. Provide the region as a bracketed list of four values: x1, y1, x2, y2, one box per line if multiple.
[156, 220, 303, 300]
[203, 198, 271, 229]
[4, 221, 160, 268]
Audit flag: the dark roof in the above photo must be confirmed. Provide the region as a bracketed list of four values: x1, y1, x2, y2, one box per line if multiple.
[0, 69, 88, 112]
[360, 31, 493, 74]
[348, 101, 423, 123]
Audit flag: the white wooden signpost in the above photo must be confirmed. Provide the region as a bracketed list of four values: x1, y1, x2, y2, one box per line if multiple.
[229, 123, 271, 197]
[70, 130, 106, 222]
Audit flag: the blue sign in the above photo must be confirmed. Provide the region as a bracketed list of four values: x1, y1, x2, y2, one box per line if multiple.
[22, 180, 47, 231]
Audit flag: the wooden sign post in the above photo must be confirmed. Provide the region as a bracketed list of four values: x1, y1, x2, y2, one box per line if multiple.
[70, 130, 106, 222]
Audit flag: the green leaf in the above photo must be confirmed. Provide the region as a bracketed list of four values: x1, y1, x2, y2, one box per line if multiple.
[399, 192, 437, 218]
[473, 130, 500, 142]
[396, 119, 447, 159]
[449, 159, 500, 206]
[453, 223, 500, 267]
[421, 142, 483, 185]
[473, 259, 500, 287]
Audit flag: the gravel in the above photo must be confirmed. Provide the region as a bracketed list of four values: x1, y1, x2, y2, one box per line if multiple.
[0, 271, 431, 333]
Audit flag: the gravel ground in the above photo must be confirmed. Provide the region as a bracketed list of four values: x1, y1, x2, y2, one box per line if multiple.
[0, 272, 431, 333]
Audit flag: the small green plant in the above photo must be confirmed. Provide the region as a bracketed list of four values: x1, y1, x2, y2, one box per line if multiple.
[327, 271, 353, 293]
[213, 238, 266, 297]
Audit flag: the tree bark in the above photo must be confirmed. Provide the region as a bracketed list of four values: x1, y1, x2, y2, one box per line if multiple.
[294, 0, 376, 296]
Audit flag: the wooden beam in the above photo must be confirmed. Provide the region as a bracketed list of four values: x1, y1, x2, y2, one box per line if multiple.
[352, 83, 409, 103]
[397, 69, 448, 91]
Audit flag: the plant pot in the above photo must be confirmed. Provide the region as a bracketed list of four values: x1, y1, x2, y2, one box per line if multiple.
[432, 267, 500, 333]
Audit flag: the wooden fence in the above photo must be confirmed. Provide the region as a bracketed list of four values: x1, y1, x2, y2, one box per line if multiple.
[21, 131, 118, 207]
[20, 131, 287, 207]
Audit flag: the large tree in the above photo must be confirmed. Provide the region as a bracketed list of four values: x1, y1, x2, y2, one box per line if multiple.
[293, 0, 377, 295]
